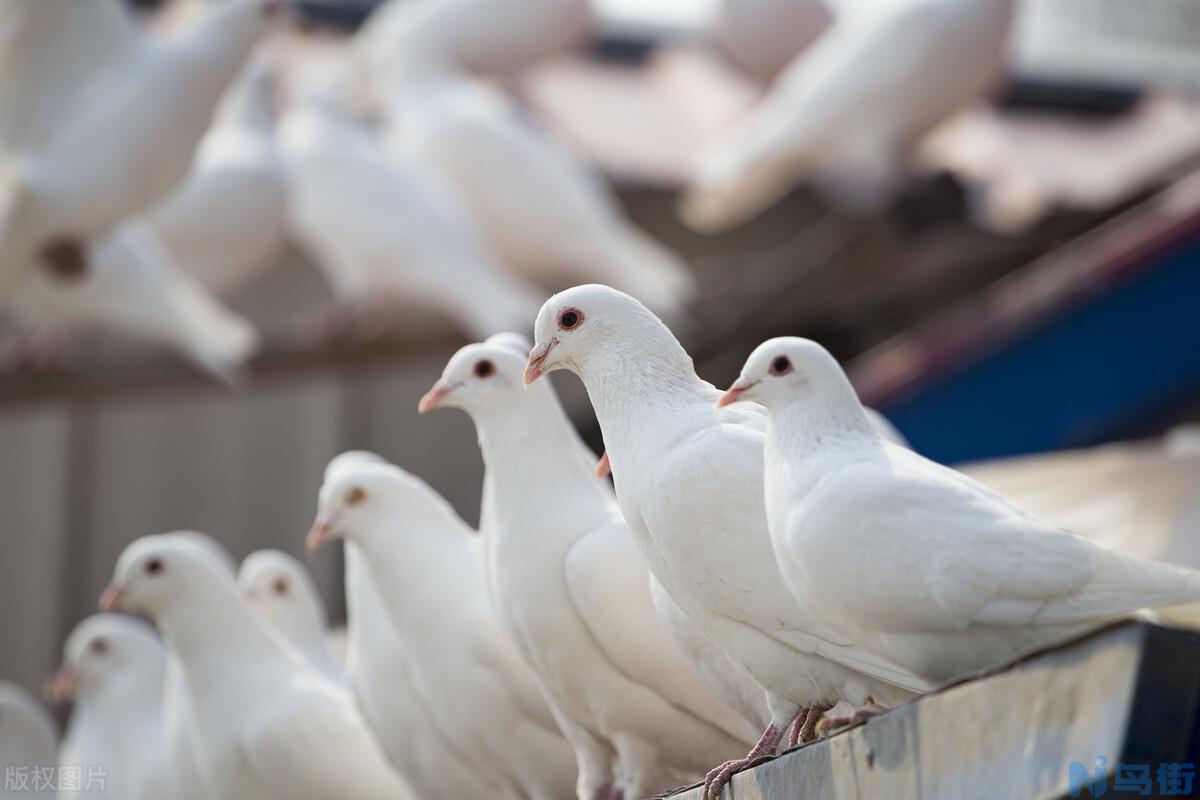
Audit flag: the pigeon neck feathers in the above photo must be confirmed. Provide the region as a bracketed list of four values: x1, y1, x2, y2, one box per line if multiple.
[766, 373, 877, 457]
[575, 313, 715, 452]
[345, 479, 486, 629]
[473, 380, 614, 533]
[153, 570, 291, 677]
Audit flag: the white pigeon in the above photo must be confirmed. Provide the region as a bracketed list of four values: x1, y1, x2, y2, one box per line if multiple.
[308, 457, 578, 800]
[420, 338, 758, 798]
[0, 681, 56, 800]
[378, 67, 696, 316]
[525, 284, 932, 799]
[277, 61, 545, 339]
[238, 550, 344, 683]
[0, 0, 295, 294]
[49, 614, 178, 800]
[681, 0, 1015, 232]
[3, 218, 260, 381]
[359, 0, 591, 79]
[147, 56, 288, 297]
[321, 452, 497, 800]
[711, 0, 833, 84]
[718, 336, 1200, 684]
[158, 531, 238, 800]
[100, 533, 415, 800]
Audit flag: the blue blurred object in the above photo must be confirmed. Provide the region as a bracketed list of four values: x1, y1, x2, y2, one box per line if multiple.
[853, 199, 1200, 464]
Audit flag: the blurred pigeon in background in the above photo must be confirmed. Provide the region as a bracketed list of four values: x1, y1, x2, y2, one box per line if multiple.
[0, 681, 57, 800]
[309, 457, 579, 800]
[710, 0, 833, 85]
[0, 0, 295, 295]
[2, 220, 261, 381]
[278, 57, 545, 340]
[49, 614, 180, 800]
[102, 533, 416, 800]
[147, 56, 289, 297]
[682, 0, 1015, 231]
[239, 550, 345, 683]
[358, 0, 591, 79]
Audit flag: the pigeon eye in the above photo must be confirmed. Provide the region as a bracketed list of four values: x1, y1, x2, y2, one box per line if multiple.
[272, 578, 289, 596]
[144, 558, 165, 576]
[90, 638, 108, 656]
[474, 359, 495, 378]
[345, 486, 367, 506]
[770, 356, 792, 376]
[557, 307, 584, 331]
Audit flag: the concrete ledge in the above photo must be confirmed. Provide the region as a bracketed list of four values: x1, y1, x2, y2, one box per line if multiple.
[665, 622, 1200, 800]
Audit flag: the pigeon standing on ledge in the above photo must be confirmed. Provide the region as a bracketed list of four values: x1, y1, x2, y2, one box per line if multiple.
[421, 337, 759, 799]
[719, 337, 1200, 683]
[525, 284, 931, 799]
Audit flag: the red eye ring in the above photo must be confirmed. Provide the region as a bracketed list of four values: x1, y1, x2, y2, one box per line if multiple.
[769, 356, 792, 376]
[557, 307, 584, 331]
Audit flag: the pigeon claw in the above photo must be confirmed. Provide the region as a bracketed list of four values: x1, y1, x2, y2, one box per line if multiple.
[702, 724, 782, 799]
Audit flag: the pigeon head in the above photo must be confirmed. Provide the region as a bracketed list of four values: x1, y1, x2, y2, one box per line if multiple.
[308, 460, 415, 552]
[717, 336, 853, 411]
[48, 614, 163, 705]
[525, 284, 661, 385]
[239, 550, 324, 631]
[420, 335, 531, 416]
[102, 533, 232, 619]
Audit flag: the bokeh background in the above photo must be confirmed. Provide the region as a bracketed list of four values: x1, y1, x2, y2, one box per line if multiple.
[2, 0, 1200, 705]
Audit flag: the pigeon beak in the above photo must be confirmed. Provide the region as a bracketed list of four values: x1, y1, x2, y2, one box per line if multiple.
[44, 668, 79, 706]
[523, 341, 557, 386]
[306, 517, 336, 553]
[418, 381, 457, 414]
[596, 451, 611, 480]
[716, 379, 758, 409]
[98, 583, 125, 612]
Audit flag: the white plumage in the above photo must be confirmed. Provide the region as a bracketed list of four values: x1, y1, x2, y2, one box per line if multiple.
[723, 336, 1200, 683]
[421, 336, 758, 799]
[52, 614, 179, 800]
[0, 681, 57, 800]
[277, 62, 544, 339]
[379, 68, 696, 316]
[310, 456, 578, 800]
[147, 57, 288, 297]
[238, 550, 345, 684]
[101, 533, 415, 800]
[3, 219, 260, 381]
[710, 0, 832, 84]
[682, 0, 1015, 231]
[526, 284, 931, 798]
[321, 452, 497, 800]
[0, 0, 291, 294]
[359, 0, 591, 78]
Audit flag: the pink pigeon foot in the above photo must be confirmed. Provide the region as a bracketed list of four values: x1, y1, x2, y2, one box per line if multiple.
[786, 703, 832, 748]
[815, 705, 883, 736]
[703, 723, 784, 800]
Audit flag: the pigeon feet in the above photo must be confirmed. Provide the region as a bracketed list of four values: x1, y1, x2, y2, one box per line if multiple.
[702, 724, 783, 800]
[786, 702, 833, 747]
[815, 705, 882, 737]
